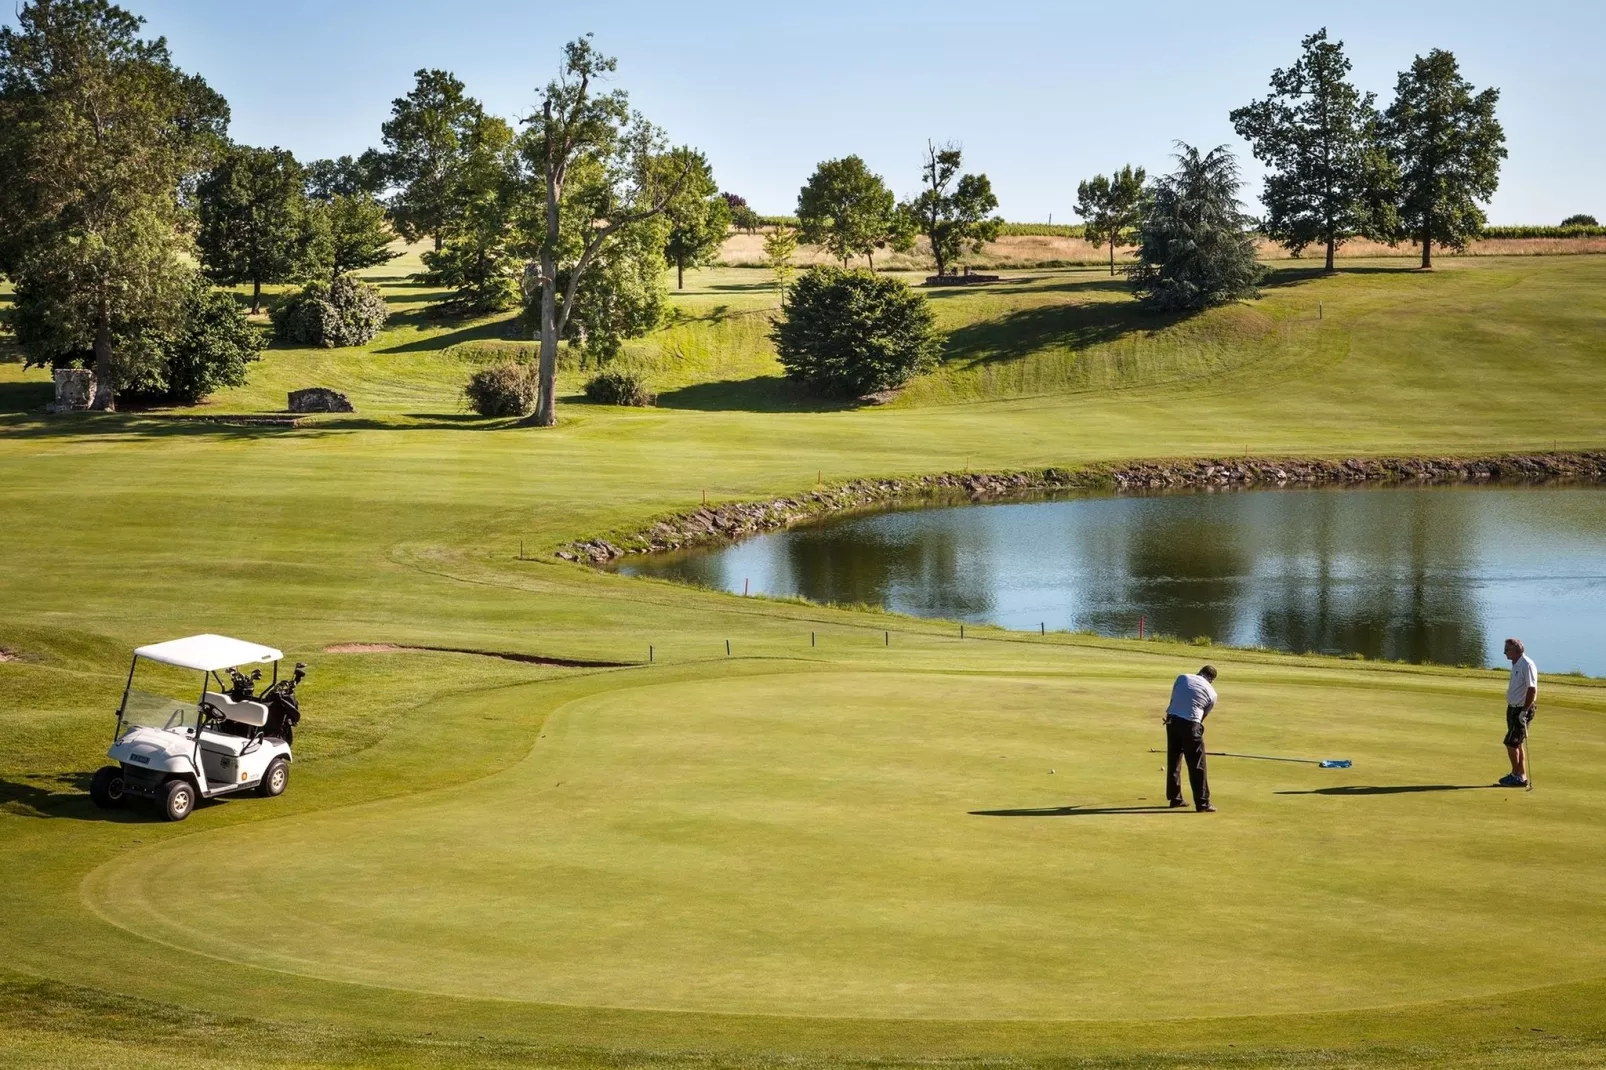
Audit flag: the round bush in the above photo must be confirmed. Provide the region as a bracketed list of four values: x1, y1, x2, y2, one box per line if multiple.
[463, 361, 537, 417]
[271, 275, 390, 348]
[583, 369, 655, 407]
[770, 267, 937, 397]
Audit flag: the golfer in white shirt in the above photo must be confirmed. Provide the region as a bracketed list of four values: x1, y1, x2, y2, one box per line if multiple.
[1500, 638, 1538, 788]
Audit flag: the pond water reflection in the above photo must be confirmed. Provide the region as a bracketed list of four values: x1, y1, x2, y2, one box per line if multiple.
[617, 485, 1606, 675]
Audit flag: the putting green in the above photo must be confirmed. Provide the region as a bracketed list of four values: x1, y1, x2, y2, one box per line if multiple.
[83, 667, 1606, 1020]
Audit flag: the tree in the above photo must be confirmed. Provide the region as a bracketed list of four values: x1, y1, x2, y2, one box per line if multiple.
[1230, 28, 1395, 272]
[0, 0, 229, 409]
[417, 114, 521, 312]
[1129, 144, 1266, 312]
[305, 152, 386, 201]
[900, 142, 1001, 277]
[796, 156, 898, 269]
[306, 193, 397, 279]
[196, 145, 313, 313]
[516, 35, 695, 426]
[762, 223, 798, 305]
[1560, 214, 1599, 228]
[1076, 166, 1148, 276]
[381, 69, 485, 251]
[662, 149, 730, 289]
[1382, 49, 1505, 269]
[771, 267, 937, 397]
[722, 192, 761, 234]
[558, 209, 671, 364]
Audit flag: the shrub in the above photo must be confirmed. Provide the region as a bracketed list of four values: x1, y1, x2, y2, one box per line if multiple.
[271, 274, 390, 348]
[1559, 214, 1599, 229]
[770, 267, 938, 397]
[463, 360, 537, 417]
[1480, 224, 1606, 239]
[116, 276, 265, 405]
[583, 369, 656, 407]
[159, 282, 266, 404]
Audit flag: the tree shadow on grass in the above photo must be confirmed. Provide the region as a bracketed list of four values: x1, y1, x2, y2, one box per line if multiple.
[1276, 784, 1501, 796]
[941, 298, 1180, 368]
[1258, 263, 1426, 291]
[375, 313, 523, 355]
[654, 375, 854, 413]
[970, 803, 1185, 817]
[0, 377, 54, 416]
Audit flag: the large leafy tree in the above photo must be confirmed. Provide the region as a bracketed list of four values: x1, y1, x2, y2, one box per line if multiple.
[901, 142, 1001, 277]
[1075, 165, 1148, 276]
[303, 181, 397, 281]
[417, 114, 521, 312]
[0, 0, 229, 409]
[305, 151, 386, 201]
[1129, 144, 1265, 312]
[1382, 49, 1505, 269]
[516, 35, 695, 426]
[797, 156, 899, 269]
[722, 192, 761, 234]
[662, 148, 730, 289]
[1231, 28, 1395, 272]
[381, 69, 486, 251]
[196, 145, 314, 313]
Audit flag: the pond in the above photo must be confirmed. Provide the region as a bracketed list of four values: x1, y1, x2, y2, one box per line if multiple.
[616, 484, 1606, 676]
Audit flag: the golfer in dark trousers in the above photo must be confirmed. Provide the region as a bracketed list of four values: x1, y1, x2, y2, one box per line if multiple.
[1165, 665, 1218, 812]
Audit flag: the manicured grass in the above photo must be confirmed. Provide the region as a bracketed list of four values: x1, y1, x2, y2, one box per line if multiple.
[3, 252, 1606, 1068]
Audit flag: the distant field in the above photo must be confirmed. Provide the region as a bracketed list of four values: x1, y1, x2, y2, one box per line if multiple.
[718, 229, 1606, 271]
[4, 250, 1606, 1069]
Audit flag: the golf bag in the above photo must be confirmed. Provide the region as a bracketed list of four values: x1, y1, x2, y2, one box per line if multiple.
[260, 663, 306, 744]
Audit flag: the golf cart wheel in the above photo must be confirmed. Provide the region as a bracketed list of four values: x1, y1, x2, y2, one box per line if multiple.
[259, 757, 289, 798]
[89, 766, 126, 809]
[160, 778, 196, 822]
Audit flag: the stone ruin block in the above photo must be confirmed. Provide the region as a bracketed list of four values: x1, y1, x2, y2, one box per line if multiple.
[287, 387, 355, 413]
[47, 368, 96, 412]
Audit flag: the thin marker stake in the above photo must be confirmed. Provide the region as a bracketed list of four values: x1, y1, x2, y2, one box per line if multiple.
[649, 645, 654, 662]
[744, 577, 749, 596]
[960, 624, 965, 639]
[725, 639, 731, 656]
[885, 631, 889, 646]
[1040, 622, 1045, 635]
[811, 631, 815, 647]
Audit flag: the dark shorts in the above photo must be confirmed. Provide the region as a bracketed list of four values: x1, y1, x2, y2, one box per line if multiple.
[1504, 705, 1534, 747]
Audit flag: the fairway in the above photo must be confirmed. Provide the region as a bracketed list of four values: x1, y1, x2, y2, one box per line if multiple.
[5, 253, 1606, 1069]
[83, 666, 1606, 1019]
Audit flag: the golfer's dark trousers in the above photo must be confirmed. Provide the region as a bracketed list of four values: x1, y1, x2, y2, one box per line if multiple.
[1165, 716, 1209, 807]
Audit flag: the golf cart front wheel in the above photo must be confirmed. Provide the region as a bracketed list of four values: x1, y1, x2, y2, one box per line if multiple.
[259, 757, 289, 798]
[89, 766, 126, 808]
[160, 779, 196, 822]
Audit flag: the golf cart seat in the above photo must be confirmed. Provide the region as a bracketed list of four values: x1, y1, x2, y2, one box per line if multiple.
[202, 691, 270, 727]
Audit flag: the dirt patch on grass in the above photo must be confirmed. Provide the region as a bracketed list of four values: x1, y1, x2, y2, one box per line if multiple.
[323, 643, 630, 668]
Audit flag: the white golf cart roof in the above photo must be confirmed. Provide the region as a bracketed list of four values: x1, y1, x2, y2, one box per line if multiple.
[133, 634, 283, 673]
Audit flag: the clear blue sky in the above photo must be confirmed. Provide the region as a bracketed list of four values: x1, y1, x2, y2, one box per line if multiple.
[44, 0, 1605, 224]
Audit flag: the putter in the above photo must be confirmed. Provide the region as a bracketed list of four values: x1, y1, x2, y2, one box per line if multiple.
[1148, 749, 1351, 768]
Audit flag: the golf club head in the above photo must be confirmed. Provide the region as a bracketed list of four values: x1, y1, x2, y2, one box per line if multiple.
[1319, 759, 1352, 769]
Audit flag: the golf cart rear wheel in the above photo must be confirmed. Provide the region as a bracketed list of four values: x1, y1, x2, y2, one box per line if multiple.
[259, 757, 289, 798]
[89, 766, 126, 808]
[160, 778, 196, 822]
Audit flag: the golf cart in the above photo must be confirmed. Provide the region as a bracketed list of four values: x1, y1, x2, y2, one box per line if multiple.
[89, 634, 307, 821]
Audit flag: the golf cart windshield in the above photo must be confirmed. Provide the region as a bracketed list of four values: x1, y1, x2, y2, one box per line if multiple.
[121, 688, 205, 734]
[118, 654, 212, 736]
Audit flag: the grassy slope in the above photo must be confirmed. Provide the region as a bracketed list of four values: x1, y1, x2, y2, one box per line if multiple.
[3, 253, 1606, 1068]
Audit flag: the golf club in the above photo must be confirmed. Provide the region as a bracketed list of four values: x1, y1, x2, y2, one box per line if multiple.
[1148, 748, 1351, 768]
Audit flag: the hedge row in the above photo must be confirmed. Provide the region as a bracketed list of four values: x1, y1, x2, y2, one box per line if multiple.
[1479, 225, 1606, 239]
